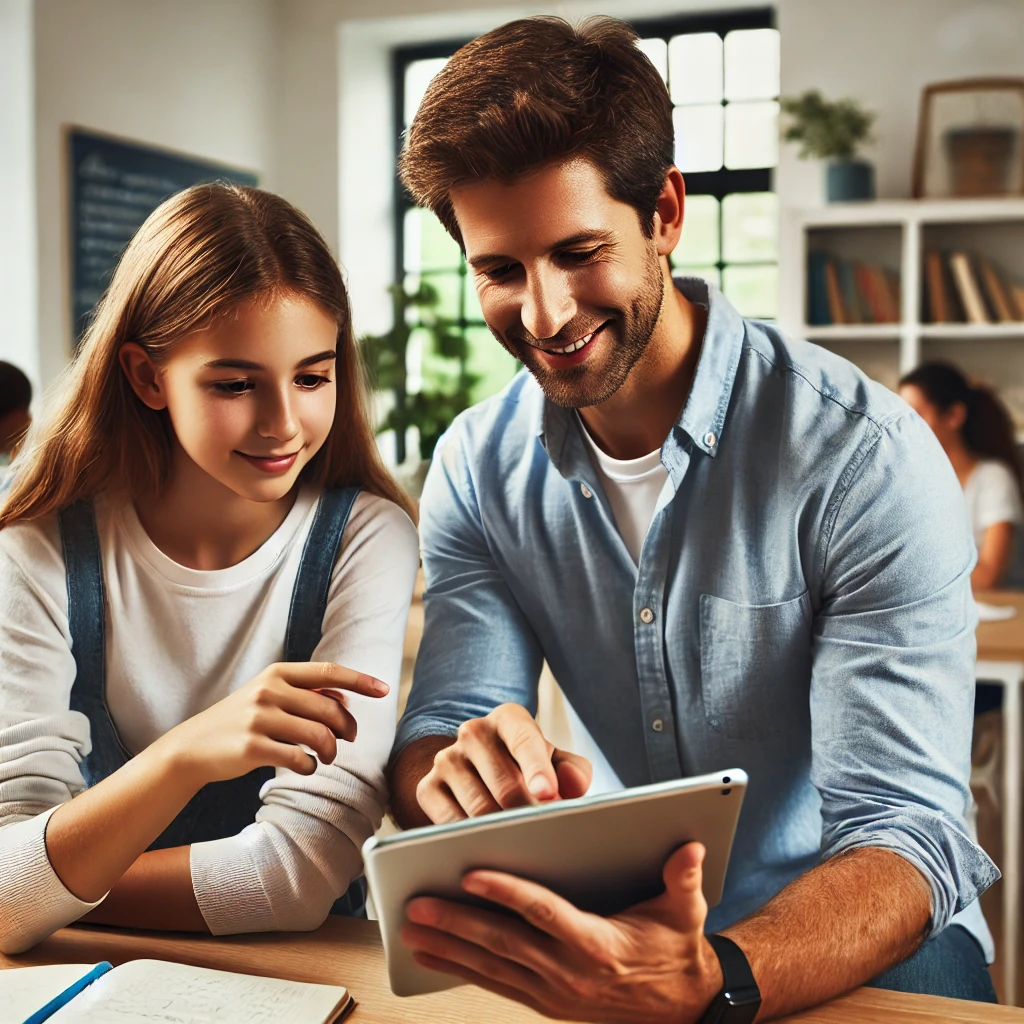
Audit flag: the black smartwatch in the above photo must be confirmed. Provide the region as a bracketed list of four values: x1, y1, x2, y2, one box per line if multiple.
[696, 934, 761, 1024]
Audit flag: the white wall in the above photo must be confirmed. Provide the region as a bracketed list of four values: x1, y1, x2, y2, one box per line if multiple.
[32, 0, 283, 391]
[0, 0, 39, 394]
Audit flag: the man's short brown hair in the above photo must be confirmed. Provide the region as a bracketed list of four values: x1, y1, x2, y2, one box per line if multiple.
[400, 16, 674, 246]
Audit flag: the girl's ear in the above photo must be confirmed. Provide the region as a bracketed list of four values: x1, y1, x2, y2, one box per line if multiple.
[119, 343, 168, 411]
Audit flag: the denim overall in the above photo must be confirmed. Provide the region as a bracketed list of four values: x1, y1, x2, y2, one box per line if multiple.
[57, 486, 367, 917]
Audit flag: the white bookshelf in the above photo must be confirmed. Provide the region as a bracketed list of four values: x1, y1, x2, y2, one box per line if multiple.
[779, 198, 1024, 429]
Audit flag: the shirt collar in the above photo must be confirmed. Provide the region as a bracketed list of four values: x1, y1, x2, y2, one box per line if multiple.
[538, 278, 746, 477]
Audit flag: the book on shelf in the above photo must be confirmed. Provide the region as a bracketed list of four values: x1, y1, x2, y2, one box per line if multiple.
[806, 252, 900, 326]
[924, 250, 1024, 324]
[949, 252, 991, 325]
[0, 959, 355, 1024]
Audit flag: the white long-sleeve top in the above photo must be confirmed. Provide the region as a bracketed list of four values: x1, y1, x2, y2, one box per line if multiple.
[0, 487, 418, 953]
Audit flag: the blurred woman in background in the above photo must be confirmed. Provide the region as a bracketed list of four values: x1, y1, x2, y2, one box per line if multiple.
[899, 361, 1023, 591]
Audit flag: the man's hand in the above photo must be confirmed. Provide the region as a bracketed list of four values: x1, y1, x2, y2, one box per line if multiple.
[401, 842, 723, 1023]
[415, 703, 593, 823]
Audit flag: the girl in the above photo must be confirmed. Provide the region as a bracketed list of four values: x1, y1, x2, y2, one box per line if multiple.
[899, 361, 1023, 590]
[0, 184, 419, 953]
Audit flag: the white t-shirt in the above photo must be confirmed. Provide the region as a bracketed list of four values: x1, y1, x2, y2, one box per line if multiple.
[0, 487, 418, 952]
[576, 414, 669, 566]
[963, 459, 1024, 549]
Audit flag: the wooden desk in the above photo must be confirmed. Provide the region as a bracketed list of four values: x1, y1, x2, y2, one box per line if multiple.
[2, 918, 1022, 1023]
[975, 591, 1024, 1005]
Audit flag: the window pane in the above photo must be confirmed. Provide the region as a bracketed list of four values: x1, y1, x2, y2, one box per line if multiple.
[722, 192, 777, 263]
[674, 105, 723, 173]
[636, 38, 667, 83]
[724, 29, 780, 101]
[674, 265, 721, 290]
[677, 194, 719, 265]
[466, 326, 519, 404]
[420, 271, 461, 321]
[404, 57, 448, 126]
[404, 208, 461, 273]
[464, 275, 485, 322]
[723, 264, 777, 318]
[724, 100, 779, 169]
[668, 33, 722, 105]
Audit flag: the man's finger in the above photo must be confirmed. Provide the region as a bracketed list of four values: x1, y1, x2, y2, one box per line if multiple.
[492, 706, 558, 801]
[660, 842, 709, 937]
[552, 749, 592, 799]
[416, 776, 469, 824]
[274, 661, 389, 697]
[410, 950, 550, 1018]
[405, 896, 572, 987]
[461, 869, 606, 953]
[458, 724, 534, 809]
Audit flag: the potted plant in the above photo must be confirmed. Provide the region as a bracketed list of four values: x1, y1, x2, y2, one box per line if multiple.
[360, 280, 479, 493]
[781, 89, 876, 202]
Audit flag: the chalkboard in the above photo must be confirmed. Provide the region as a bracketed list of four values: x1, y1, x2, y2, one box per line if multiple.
[69, 128, 258, 342]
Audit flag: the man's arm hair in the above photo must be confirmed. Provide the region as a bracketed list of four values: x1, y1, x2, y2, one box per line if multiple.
[388, 735, 456, 829]
[723, 847, 932, 1020]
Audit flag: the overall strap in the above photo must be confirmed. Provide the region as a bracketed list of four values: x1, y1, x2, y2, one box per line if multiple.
[284, 486, 362, 662]
[58, 500, 125, 783]
[283, 485, 368, 919]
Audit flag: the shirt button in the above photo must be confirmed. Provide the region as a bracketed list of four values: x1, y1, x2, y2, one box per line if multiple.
[652, 718, 664, 732]
[580, 483, 592, 498]
[704, 431, 717, 448]
[639, 607, 654, 624]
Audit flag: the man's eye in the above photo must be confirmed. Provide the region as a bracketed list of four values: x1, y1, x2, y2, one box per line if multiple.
[563, 247, 602, 264]
[482, 265, 516, 281]
[296, 374, 331, 390]
[213, 380, 254, 395]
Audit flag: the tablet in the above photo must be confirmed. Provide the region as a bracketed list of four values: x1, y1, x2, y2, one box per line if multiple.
[363, 768, 747, 997]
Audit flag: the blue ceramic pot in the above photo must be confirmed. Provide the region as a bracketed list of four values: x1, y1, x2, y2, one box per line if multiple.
[826, 160, 875, 202]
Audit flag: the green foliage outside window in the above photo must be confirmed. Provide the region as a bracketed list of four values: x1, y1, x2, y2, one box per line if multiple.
[359, 281, 479, 463]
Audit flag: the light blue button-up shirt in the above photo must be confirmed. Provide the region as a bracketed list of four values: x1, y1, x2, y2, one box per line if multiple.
[395, 279, 998, 954]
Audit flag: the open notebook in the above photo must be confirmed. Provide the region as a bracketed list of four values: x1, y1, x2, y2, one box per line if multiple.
[1, 959, 354, 1024]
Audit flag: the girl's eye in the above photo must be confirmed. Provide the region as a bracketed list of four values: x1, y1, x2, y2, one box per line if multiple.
[296, 374, 331, 390]
[213, 380, 254, 395]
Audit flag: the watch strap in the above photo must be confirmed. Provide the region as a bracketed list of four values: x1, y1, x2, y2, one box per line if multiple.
[697, 934, 761, 1024]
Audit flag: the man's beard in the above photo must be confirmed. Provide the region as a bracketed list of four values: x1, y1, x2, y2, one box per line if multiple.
[491, 248, 666, 409]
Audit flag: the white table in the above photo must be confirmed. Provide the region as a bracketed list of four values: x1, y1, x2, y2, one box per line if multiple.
[975, 591, 1024, 1005]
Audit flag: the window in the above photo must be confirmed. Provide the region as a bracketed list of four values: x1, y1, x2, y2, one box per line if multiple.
[392, 8, 778, 410]
[634, 8, 779, 319]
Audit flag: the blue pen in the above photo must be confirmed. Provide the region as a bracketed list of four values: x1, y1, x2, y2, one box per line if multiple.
[23, 961, 113, 1024]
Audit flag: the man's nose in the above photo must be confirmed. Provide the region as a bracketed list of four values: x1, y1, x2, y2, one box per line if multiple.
[257, 387, 299, 441]
[520, 267, 577, 342]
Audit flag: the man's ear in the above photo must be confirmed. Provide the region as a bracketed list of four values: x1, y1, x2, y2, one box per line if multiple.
[119, 343, 168, 411]
[652, 166, 686, 258]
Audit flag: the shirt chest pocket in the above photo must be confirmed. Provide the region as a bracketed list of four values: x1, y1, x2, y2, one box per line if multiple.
[699, 591, 812, 740]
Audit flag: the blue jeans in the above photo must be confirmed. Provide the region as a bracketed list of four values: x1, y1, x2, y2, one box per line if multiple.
[868, 924, 997, 1002]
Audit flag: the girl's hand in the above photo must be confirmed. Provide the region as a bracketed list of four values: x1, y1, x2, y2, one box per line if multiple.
[156, 662, 389, 787]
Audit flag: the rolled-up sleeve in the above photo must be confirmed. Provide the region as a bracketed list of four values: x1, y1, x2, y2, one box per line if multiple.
[811, 409, 999, 938]
[393, 426, 544, 757]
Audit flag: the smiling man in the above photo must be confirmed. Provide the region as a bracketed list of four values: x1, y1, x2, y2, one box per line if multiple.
[388, 16, 998, 1022]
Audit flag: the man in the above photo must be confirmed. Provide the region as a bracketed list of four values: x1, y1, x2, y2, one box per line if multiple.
[389, 16, 997, 1022]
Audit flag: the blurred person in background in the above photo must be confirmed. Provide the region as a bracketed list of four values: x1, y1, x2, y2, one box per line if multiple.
[0, 361, 32, 483]
[899, 361, 1023, 592]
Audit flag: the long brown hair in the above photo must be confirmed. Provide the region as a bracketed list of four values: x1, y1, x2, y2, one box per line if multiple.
[0, 183, 416, 525]
[900, 361, 1023, 500]
[400, 16, 674, 246]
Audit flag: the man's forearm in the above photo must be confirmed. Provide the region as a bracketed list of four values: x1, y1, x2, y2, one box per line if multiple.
[722, 847, 932, 1021]
[388, 734, 456, 829]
